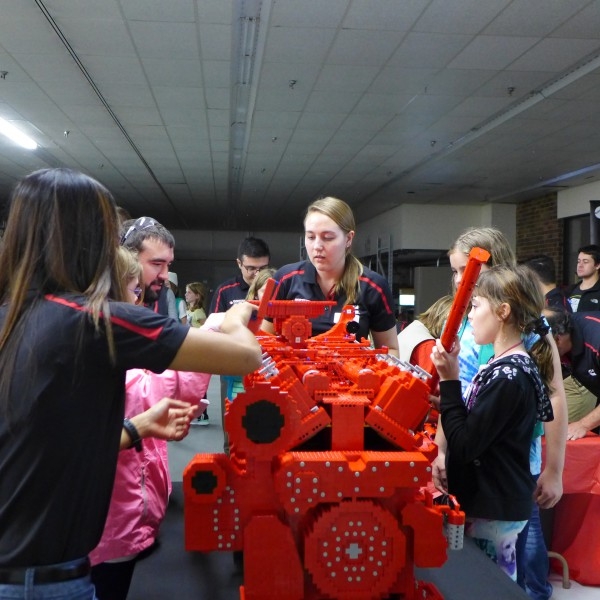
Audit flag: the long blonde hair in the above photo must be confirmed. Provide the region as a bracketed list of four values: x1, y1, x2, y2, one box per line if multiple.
[247, 268, 276, 301]
[448, 227, 517, 296]
[305, 196, 363, 304]
[114, 247, 144, 304]
[418, 295, 453, 338]
[450, 227, 516, 265]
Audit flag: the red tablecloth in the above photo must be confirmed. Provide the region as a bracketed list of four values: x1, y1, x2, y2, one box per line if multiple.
[544, 432, 600, 586]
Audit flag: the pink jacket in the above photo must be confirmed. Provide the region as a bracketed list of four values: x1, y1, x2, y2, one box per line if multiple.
[89, 369, 210, 565]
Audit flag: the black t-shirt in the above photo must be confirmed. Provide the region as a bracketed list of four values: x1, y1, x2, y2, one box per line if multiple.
[209, 275, 249, 314]
[0, 294, 188, 566]
[271, 260, 396, 341]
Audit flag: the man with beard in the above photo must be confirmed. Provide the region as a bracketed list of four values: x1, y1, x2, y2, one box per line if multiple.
[120, 217, 177, 317]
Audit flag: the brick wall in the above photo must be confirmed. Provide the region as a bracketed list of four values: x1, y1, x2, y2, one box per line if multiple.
[515, 192, 565, 284]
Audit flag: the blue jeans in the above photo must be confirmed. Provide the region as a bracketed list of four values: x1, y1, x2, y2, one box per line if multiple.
[516, 497, 553, 600]
[0, 573, 96, 600]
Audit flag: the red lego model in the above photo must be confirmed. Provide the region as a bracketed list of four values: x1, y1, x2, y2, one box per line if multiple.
[184, 289, 465, 600]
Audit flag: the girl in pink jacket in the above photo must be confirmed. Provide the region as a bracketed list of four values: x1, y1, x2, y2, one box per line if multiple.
[90, 249, 210, 599]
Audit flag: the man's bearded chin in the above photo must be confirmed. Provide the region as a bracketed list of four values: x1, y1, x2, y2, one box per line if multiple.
[144, 283, 160, 303]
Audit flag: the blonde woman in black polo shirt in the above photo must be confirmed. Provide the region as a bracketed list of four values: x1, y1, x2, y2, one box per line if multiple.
[263, 197, 398, 356]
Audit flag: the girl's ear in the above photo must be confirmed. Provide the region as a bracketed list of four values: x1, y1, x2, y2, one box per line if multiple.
[497, 302, 511, 321]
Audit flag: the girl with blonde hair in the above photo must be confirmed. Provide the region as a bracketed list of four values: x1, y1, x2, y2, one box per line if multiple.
[246, 267, 276, 302]
[398, 295, 454, 399]
[91, 247, 210, 599]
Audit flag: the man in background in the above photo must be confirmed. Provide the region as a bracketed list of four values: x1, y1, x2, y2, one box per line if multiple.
[568, 244, 600, 312]
[208, 236, 270, 447]
[209, 236, 271, 313]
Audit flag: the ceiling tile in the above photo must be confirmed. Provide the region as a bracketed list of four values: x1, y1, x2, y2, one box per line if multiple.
[119, 0, 196, 22]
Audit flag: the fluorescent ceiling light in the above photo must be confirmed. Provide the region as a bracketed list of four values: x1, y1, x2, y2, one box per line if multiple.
[0, 117, 37, 150]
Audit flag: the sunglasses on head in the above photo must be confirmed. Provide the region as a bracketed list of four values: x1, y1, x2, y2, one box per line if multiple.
[120, 216, 158, 245]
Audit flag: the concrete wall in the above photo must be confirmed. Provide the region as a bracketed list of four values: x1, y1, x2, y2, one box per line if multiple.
[557, 181, 600, 218]
[357, 202, 516, 255]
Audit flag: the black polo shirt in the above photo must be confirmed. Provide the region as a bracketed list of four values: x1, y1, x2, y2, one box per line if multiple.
[0, 295, 188, 567]
[570, 312, 600, 397]
[271, 260, 396, 341]
[209, 275, 249, 314]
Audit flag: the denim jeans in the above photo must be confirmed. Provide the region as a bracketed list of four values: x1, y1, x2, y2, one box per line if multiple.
[516, 496, 553, 600]
[0, 573, 96, 600]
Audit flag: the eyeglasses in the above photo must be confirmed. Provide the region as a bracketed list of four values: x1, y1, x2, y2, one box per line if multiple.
[240, 263, 270, 275]
[120, 216, 158, 245]
[128, 286, 143, 299]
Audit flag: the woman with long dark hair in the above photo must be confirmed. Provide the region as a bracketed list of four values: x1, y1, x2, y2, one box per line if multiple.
[0, 168, 261, 599]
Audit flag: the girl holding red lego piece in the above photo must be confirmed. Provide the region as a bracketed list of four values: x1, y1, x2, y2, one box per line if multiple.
[431, 227, 566, 598]
[431, 265, 554, 580]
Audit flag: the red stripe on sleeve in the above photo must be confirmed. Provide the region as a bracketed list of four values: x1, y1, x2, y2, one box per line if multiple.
[214, 282, 241, 310]
[584, 342, 600, 357]
[275, 269, 304, 297]
[359, 276, 393, 314]
[46, 294, 165, 341]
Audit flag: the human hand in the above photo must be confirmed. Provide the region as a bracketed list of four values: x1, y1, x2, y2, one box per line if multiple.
[431, 453, 448, 494]
[220, 301, 258, 333]
[534, 468, 563, 509]
[132, 398, 196, 442]
[567, 421, 589, 441]
[428, 394, 441, 411]
[430, 338, 460, 381]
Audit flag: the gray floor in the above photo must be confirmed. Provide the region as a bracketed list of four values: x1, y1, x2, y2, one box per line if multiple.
[168, 374, 224, 482]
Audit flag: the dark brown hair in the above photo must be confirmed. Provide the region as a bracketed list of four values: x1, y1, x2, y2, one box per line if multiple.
[0, 168, 120, 417]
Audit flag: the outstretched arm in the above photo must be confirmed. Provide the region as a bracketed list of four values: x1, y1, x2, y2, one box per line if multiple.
[372, 326, 399, 357]
[169, 301, 262, 375]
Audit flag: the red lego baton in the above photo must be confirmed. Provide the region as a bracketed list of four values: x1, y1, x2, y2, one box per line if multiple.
[440, 246, 491, 351]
